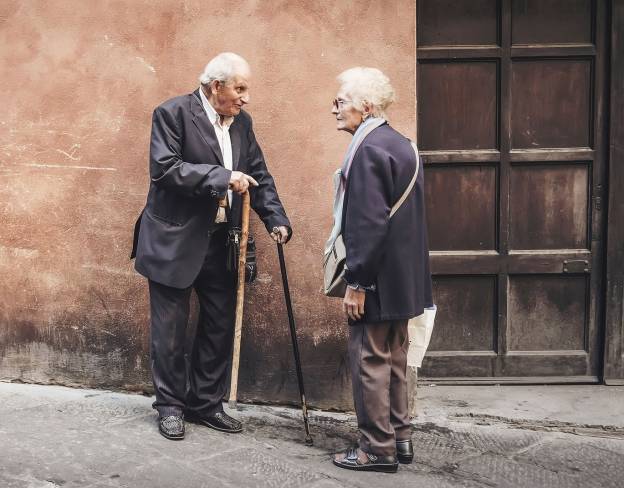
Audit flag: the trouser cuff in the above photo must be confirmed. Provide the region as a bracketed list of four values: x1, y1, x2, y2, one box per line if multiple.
[155, 405, 184, 417]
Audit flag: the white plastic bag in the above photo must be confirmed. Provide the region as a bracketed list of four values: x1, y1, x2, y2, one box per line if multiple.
[407, 305, 437, 368]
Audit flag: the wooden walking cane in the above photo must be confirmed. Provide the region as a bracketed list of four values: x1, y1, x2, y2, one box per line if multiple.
[228, 190, 250, 409]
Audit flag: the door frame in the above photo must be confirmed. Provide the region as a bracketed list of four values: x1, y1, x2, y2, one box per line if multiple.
[603, 0, 624, 384]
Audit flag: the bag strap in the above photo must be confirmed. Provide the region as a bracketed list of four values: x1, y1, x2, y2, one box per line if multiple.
[389, 142, 419, 218]
[343, 118, 387, 179]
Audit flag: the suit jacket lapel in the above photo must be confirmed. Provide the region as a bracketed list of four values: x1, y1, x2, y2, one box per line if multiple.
[190, 90, 224, 166]
[230, 122, 241, 171]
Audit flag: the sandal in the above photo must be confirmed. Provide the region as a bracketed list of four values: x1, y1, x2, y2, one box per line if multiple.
[333, 446, 398, 473]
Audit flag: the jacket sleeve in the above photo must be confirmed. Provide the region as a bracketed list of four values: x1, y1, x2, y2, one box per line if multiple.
[343, 144, 393, 288]
[149, 106, 231, 198]
[245, 120, 292, 235]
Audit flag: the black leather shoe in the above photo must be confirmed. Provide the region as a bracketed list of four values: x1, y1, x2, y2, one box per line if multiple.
[158, 415, 185, 440]
[396, 439, 414, 464]
[333, 446, 398, 473]
[187, 410, 242, 433]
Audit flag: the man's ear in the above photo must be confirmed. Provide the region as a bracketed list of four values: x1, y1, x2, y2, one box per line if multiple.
[210, 80, 221, 94]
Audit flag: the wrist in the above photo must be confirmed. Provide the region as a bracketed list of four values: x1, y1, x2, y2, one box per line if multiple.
[346, 282, 369, 292]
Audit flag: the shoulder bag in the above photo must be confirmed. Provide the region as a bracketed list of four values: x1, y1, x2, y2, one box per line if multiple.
[323, 141, 420, 297]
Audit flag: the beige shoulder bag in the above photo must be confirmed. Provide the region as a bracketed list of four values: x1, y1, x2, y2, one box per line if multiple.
[323, 142, 420, 297]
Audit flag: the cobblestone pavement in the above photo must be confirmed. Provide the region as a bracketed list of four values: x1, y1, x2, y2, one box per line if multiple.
[2, 382, 624, 487]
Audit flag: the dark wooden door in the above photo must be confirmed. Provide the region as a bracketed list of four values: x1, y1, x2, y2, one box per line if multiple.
[604, 0, 624, 385]
[417, 0, 608, 383]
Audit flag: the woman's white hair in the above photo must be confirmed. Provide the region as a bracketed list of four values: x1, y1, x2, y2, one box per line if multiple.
[337, 67, 396, 119]
[199, 52, 250, 91]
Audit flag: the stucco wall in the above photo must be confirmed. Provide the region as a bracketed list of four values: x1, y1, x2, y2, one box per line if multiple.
[0, 0, 415, 410]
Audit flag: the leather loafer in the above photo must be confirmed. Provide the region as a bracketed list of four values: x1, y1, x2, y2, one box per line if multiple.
[333, 446, 398, 473]
[396, 439, 414, 464]
[187, 410, 242, 433]
[158, 415, 185, 440]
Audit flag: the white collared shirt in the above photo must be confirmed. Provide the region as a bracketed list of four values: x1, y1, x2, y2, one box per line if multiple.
[199, 86, 233, 221]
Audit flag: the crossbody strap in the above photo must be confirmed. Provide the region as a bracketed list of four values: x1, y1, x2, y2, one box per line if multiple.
[389, 142, 419, 218]
[343, 118, 387, 179]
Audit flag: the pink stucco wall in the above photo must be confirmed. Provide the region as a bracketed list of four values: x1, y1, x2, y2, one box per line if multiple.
[0, 0, 415, 409]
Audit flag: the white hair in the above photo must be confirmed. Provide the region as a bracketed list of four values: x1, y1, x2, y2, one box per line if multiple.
[337, 67, 396, 119]
[198, 52, 250, 91]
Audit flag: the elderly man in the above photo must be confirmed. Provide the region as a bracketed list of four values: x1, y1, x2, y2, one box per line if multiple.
[131, 52, 291, 440]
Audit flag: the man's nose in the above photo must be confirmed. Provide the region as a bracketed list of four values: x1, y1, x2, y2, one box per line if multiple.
[241, 93, 250, 104]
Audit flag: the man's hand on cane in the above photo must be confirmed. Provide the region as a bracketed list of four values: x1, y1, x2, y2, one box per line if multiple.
[271, 226, 290, 244]
[229, 171, 258, 194]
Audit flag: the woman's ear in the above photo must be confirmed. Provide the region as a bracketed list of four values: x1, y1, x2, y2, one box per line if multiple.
[362, 102, 373, 117]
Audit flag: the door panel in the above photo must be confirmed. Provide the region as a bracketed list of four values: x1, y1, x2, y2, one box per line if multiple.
[418, 0, 499, 47]
[428, 276, 498, 352]
[417, 0, 606, 382]
[509, 163, 590, 249]
[418, 62, 498, 150]
[511, 0, 593, 45]
[510, 60, 592, 149]
[426, 165, 498, 251]
[507, 274, 588, 351]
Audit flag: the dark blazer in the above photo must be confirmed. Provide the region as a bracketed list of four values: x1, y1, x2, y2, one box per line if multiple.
[131, 89, 291, 289]
[342, 123, 433, 323]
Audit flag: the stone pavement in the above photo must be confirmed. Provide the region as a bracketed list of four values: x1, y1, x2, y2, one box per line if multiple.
[1, 382, 624, 488]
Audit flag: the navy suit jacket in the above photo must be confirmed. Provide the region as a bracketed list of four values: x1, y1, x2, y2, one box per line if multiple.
[131, 89, 290, 289]
[342, 123, 433, 323]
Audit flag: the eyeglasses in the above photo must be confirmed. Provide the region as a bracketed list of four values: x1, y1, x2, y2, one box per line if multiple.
[332, 98, 352, 110]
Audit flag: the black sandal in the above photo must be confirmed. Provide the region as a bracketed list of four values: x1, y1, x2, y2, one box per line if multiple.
[333, 446, 398, 473]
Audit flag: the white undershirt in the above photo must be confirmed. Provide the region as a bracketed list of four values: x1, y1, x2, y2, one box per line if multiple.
[199, 86, 233, 222]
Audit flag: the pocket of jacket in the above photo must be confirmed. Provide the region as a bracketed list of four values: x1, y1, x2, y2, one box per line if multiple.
[149, 211, 184, 227]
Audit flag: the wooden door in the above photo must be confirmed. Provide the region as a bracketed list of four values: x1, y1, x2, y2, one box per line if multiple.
[604, 0, 624, 385]
[417, 0, 608, 382]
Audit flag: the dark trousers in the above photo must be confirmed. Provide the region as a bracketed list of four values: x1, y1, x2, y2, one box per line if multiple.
[148, 225, 236, 417]
[348, 320, 411, 456]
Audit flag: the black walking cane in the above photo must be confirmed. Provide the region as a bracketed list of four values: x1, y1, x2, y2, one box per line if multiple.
[273, 227, 313, 446]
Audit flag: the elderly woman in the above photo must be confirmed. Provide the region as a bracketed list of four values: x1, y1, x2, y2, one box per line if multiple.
[327, 68, 432, 473]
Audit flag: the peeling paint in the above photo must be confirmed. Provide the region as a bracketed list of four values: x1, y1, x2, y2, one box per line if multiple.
[0, 245, 39, 259]
[135, 56, 156, 73]
[17, 163, 117, 171]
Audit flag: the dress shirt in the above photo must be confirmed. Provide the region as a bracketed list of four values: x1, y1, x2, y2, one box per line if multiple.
[199, 87, 233, 223]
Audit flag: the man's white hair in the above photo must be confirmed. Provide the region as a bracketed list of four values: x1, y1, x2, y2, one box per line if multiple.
[337, 67, 396, 119]
[199, 52, 250, 90]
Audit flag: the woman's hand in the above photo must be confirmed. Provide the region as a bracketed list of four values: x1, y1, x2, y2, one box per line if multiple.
[343, 287, 366, 321]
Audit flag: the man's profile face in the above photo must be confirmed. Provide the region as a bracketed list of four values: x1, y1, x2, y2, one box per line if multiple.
[211, 73, 250, 117]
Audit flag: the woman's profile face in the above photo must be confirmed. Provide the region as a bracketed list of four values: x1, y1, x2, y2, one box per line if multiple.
[331, 91, 364, 135]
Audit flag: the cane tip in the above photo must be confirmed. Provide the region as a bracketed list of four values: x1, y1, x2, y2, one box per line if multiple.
[305, 436, 314, 446]
[228, 400, 238, 410]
